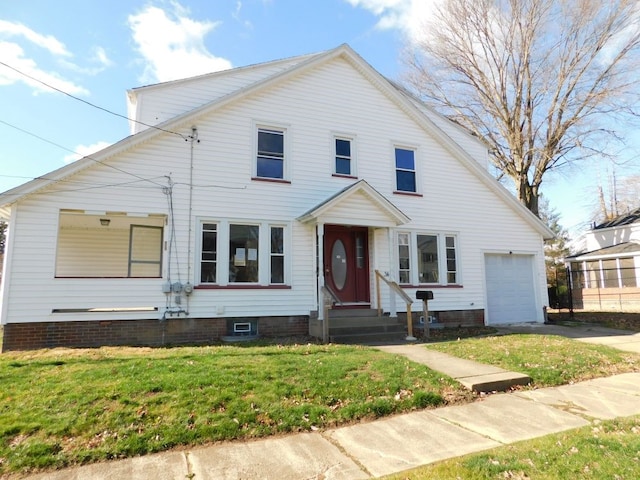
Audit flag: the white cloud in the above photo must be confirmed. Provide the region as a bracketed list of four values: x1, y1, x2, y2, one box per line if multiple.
[0, 19, 71, 57]
[0, 19, 110, 95]
[60, 46, 114, 76]
[0, 41, 89, 95]
[232, 1, 253, 29]
[345, 0, 441, 44]
[63, 141, 112, 164]
[128, 2, 233, 83]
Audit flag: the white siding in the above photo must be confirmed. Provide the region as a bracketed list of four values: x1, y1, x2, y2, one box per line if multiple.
[2, 54, 548, 325]
[584, 224, 640, 251]
[129, 55, 317, 134]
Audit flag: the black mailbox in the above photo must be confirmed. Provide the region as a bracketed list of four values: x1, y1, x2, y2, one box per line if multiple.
[416, 290, 433, 300]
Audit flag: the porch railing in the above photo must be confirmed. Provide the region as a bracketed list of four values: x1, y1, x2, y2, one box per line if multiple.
[320, 285, 342, 344]
[374, 270, 416, 340]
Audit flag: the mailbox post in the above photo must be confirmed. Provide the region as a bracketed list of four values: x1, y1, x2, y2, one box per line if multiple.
[416, 290, 433, 339]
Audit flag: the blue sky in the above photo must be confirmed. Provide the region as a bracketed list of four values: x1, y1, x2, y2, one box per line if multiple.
[1, 0, 637, 236]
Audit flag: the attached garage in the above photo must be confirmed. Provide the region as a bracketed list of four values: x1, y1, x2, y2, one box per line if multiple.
[485, 254, 540, 325]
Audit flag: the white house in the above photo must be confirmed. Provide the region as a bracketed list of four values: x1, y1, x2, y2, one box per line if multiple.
[566, 208, 640, 311]
[0, 44, 553, 351]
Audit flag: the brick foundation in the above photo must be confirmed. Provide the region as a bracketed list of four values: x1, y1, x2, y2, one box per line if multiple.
[1, 315, 310, 352]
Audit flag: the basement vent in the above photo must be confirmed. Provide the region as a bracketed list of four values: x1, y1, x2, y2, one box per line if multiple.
[233, 322, 252, 333]
[225, 318, 258, 337]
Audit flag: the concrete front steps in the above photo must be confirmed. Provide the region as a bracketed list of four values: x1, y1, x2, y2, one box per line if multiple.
[327, 308, 409, 344]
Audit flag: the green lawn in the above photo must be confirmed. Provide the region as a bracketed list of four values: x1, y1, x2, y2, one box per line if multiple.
[384, 415, 640, 479]
[2, 333, 639, 477]
[0, 343, 468, 476]
[426, 333, 640, 387]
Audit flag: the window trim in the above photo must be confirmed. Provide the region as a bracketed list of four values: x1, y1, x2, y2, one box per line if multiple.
[128, 225, 163, 278]
[393, 144, 420, 194]
[200, 222, 218, 284]
[332, 133, 357, 178]
[252, 121, 290, 181]
[197, 219, 290, 287]
[396, 231, 460, 286]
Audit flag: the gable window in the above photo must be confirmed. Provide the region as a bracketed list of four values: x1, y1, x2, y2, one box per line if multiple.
[395, 147, 416, 193]
[397, 231, 459, 286]
[334, 137, 353, 176]
[256, 128, 285, 179]
[200, 223, 217, 283]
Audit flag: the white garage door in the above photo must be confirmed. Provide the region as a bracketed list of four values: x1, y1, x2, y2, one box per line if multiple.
[485, 254, 538, 325]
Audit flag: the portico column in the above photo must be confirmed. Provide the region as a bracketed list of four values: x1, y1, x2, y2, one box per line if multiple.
[387, 227, 397, 317]
[317, 223, 325, 320]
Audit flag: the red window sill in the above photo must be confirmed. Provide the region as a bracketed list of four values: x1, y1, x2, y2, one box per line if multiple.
[195, 285, 292, 290]
[393, 191, 423, 197]
[400, 284, 463, 289]
[332, 173, 358, 179]
[251, 177, 291, 184]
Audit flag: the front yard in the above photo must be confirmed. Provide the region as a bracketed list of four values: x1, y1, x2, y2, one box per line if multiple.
[0, 342, 469, 476]
[1, 322, 639, 477]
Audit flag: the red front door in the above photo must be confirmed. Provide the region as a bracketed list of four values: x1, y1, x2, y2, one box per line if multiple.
[324, 225, 370, 305]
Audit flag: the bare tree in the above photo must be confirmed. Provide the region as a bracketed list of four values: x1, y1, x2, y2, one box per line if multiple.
[591, 172, 640, 222]
[404, 0, 640, 216]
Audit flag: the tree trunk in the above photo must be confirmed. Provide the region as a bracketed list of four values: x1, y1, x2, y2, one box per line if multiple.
[517, 177, 539, 217]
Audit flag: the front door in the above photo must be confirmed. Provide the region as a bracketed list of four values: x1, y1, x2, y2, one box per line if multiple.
[323, 225, 370, 305]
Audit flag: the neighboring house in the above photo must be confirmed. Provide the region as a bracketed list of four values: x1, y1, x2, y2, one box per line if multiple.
[0, 44, 553, 351]
[566, 208, 640, 311]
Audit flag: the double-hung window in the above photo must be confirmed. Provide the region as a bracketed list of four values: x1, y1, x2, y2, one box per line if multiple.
[199, 221, 288, 286]
[334, 137, 354, 176]
[398, 232, 459, 285]
[395, 147, 417, 193]
[256, 127, 285, 180]
[200, 223, 218, 283]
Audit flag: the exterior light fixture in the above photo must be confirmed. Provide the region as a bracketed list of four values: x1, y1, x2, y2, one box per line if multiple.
[100, 218, 111, 226]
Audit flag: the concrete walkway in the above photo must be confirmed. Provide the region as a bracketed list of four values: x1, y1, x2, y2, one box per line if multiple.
[22, 324, 640, 480]
[376, 344, 531, 392]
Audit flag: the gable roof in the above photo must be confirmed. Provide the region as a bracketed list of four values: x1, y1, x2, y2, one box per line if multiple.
[297, 180, 410, 227]
[566, 241, 640, 260]
[0, 43, 554, 239]
[593, 207, 640, 230]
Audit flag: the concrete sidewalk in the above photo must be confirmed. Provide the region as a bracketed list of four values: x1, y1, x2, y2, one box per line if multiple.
[497, 322, 640, 353]
[23, 324, 640, 480]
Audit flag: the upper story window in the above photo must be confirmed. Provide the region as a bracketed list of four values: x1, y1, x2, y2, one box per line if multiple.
[334, 137, 354, 176]
[395, 147, 417, 193]
[256, 127, 285, 180]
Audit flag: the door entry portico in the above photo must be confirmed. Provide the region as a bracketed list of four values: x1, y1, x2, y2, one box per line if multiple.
[323, 225, 370, 305]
